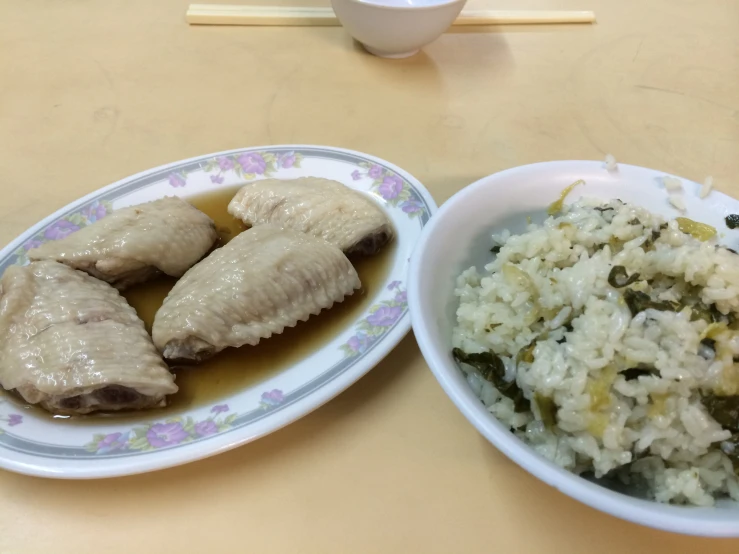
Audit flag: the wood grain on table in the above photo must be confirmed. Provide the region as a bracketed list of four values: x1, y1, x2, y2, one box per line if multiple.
[1, 0, 738, 552]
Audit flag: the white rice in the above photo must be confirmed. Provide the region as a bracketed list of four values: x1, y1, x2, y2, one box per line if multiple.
[668, 194, 687, 212]
[604, 154, 618, 172]
[701, 176, 714, 199]
[453, 198, 739, 506]
[663, 176, 684, 192]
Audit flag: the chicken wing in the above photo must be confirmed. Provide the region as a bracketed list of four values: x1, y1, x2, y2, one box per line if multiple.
[0, 261, 178, 415]
[227, 177, 393, 256]
[29, 197, 218, 289]
[152, 224, 361, 362]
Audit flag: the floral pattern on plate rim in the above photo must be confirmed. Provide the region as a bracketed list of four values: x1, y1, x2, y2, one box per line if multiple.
[0, 399, 23, 434]
[85, 389, 290, 454]
[340, 281, 407, 357]
[352, 163, 425, 217]
[13, 200, 113, 265]
[168, 151, 424, 219]
[170, 151, 304, 187]
[85, 404, 238, 454]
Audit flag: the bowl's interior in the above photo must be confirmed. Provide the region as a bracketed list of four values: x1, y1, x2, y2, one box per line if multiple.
[409, 160, 739, 536]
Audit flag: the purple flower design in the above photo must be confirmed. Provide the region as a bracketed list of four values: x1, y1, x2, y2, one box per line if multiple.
[194, 420, 219, 437]
[347, 332, 375, 354]
[378, 175, 404, 200]
[238, 153, 266, 175]
[44, 220, 79, 240]
[387, 280, 401, 291]
[146, 422, 189, 448]
[368, 164, 383, 179]
[7, 414, 22, 427]
[217, 156, 235, 171]
[211, 404, 229, 414]
[351, 170, 362, 181]
[400, 199, 423, 214]
[210, 174, 224, 184]
[367, 306, 403, 327]
[168, 173, 186, 188]
[23, 238, 43, 251]
[81, 202, 107, 223]
[96, 431, 128, 453]
[260, 389, 285, 407]
[395, 290, 407, 304]
[279, 152, 296, 169]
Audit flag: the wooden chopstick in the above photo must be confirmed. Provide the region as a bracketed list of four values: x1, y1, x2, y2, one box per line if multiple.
[187, 5, 341, 26]
[454, 9, 595, 25]
[185, 5, 596, 26]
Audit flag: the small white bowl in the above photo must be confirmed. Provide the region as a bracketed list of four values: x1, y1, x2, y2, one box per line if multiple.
[331, 0, 465, 58]
[408, 160, 739, 537]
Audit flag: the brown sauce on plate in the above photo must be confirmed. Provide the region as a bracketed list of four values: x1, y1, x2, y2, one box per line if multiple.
[18, 186, 395, 423]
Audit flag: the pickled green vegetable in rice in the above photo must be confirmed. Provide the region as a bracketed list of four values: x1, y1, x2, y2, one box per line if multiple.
[547, 180, 584, 215]
[452, 196, 739, 505]
[675, 217, 716, 241]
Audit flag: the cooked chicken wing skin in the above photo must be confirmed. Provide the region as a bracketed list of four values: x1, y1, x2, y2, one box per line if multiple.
[152, 224, 361, 362]
[28, 197, 218, 289]
[227, 177, 393, 256]
[0, 261, 178, 415]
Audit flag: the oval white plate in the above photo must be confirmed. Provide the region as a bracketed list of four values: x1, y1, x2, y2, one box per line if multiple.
[409, 161, 739, 537]
[0, 145, 437, 479]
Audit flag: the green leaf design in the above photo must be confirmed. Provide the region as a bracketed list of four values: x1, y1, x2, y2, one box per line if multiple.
[224, 413, 237, 425]
[84, 443, 98, 453]
[397, 189, 411, 202]
[165, 417, 182, 424]
[128, 437, 151, 451]
[67, 214, 86, 226]
[340, 345, 358, 358]
[262, 152, 276, 164]
[132, 426, 149, 440]
[183, 417, 195, 432]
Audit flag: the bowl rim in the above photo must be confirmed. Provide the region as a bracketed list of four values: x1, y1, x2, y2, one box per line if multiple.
[408, 160, 739, 537]
[338, 0, 465, 12]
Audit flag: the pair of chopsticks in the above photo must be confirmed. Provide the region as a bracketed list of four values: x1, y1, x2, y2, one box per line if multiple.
[186, 4, 596, 26]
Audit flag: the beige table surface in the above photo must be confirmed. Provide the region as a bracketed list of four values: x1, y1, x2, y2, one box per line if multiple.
[1, 0, 739, 551]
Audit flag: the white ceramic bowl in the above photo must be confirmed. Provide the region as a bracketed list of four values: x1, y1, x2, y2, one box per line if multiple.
[331, 0, 465, 58]
[408, 160, 739, 537]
